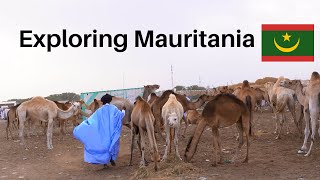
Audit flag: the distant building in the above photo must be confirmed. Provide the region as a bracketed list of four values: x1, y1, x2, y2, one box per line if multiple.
[0, 101, 17, 108]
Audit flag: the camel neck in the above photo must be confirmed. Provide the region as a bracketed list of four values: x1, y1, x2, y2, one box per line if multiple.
[295, 83, 306, 106]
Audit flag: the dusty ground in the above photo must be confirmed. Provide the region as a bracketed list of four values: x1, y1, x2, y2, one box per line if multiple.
[1, 108, 320, 180]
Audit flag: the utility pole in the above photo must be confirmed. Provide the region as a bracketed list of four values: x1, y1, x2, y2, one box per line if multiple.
[171, 65, 174, 89]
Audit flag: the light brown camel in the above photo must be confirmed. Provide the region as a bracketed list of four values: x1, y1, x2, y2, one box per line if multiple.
[161, 94, 184, 161]
[284, 72, 320, 156]
[17, 96, 80, 149]
[151, 91, 210, 135]
[54, 101, 80, 135]
[6, 104, 20, 140]
[235, 80, 256, 135]
[184, 94, 250, 166]
[270, 77, 301, 139]
[148, 93, 159, 105]
[129, 96, 160, 171]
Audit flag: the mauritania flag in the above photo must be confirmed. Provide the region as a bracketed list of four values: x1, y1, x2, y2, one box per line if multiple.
[262, 24, 314, 62]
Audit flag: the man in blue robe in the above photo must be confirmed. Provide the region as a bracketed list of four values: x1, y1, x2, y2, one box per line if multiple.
[73, 94, 125, 167]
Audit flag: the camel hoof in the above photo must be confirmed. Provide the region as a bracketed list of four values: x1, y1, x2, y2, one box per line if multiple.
[297, 149, 307, 154]
[275, 136, 280, 140]
[242, 159, 248, 163]
[304, 152, 311, 157]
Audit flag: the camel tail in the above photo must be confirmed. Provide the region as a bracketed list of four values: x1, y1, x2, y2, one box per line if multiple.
[245, 96, 252, 136]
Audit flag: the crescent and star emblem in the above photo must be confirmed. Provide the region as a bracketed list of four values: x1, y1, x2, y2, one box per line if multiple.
[273, 32, 300, 53]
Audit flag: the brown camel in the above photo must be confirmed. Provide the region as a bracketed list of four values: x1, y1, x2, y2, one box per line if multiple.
[182, 109, 202, 137]
[142, 84, 160, 100]
[184, 94, 251, 166]
[6, 104, 20, 140]
[235, 80, 256, 135]
[253, 87, 267, 112]
[129, 96, 160, 171]
[17, 97, 80, 149]
[148, 93, 159, 105]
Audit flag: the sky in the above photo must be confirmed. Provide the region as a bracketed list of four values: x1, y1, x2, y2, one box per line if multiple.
[1, 0, 320, 101]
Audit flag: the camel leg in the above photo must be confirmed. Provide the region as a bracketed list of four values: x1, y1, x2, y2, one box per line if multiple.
[305, 106, 319, 157]
[139, 127, 146, 167]
[273, 112, 279, 134]
[211, 128, 220, 166]
[232, 122, 244, 163]
[276, 113, 285, 139]
[162, 125, 170, 162]
[174, 127, 182, 160]
[6, 121, 10, 140]
[299, 107, 310, 154]
[129, 126, 136, 166]
[18, 111, 27, 149]
[47, 118, 54, 149]
[182, 116, 188, 138]
[146, 120, 159, 171]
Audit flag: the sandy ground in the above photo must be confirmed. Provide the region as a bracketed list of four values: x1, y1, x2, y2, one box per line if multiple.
[1, 108, 320, 180]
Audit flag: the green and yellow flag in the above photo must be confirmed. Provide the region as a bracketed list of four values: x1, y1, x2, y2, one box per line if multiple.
[262, 24, 314, 62]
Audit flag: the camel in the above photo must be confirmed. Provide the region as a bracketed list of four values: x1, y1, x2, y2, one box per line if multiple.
[6, 104, 20, 140]
[54, 101, 80, 135]
[148, 93, 159, 105]
[142, 84, 160, 100]
[213, 86, 234, 95]
[182, 109, 202, 137]
[151, 91, 210, 135]
[184, 94, 250, 166]
[81, 85, 159, 128]
[161, 94, 184, 161]
[253, 87, 267, 112]
[129, 96, 160, 171]
[235, 80, 256, 135]
[284, 72, 320, 156]
[269, 77, 302, 139]
[16, 96, 81, 149]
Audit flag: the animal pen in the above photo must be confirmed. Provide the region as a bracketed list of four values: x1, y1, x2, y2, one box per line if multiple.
[80, 87, 144, 116]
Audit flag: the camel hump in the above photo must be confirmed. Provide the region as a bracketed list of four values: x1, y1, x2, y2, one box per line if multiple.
[136, 96, 144, 102]
[169, 94, 177, 100]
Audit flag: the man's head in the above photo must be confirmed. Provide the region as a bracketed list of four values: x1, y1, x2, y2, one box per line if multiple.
[101, 94, 113, 105]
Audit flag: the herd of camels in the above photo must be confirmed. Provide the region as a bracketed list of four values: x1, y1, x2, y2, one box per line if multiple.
[4, 71, 320, 171]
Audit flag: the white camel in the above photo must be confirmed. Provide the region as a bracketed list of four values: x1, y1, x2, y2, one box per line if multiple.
[161, 94, 184, 161]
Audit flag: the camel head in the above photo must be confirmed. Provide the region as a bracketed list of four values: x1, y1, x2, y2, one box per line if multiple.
[198, 94, 210, 102]
[166, 112, 180, 128]
[242, 80, 250, 89]
[144, 84, 160, 93]
[70, 101, 81, 114]
[281, 80, 301, 90]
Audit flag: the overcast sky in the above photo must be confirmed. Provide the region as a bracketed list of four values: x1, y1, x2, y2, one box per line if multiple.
[1, 0, 319, 101]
